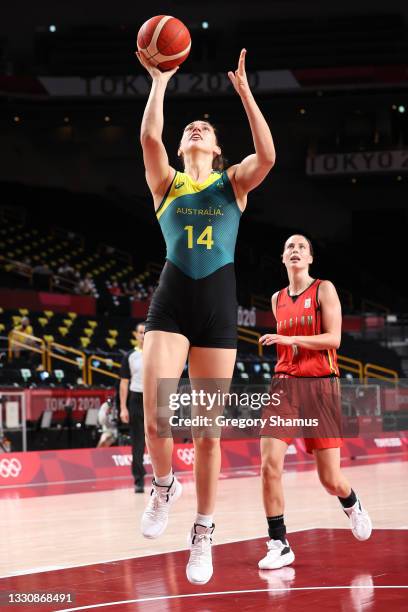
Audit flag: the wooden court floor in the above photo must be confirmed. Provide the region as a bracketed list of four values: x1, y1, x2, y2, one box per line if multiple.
[1, 456, 407, 578]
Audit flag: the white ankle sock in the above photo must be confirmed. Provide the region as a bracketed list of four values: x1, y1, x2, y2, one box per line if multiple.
[155, 471, 173, 487]
[195, 513, 214, 528]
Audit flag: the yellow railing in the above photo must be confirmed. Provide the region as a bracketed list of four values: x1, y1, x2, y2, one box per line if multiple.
[87, 355, 121, 385]
[364, 363, 398, 384]
[237, 326, 263, 356]
[7, 333, 399, 386]
[47, 341, 87, 382]
[337, 354, 364, 382]
[8, 330, 47, 369]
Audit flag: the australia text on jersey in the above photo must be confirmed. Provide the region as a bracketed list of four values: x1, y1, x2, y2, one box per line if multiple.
[176, 207, 224, 216]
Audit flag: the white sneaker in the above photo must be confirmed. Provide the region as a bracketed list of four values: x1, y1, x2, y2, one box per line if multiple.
[186, 523, 214, 585]
[258, 539, 295, 570]
[141, 476, 182, 539]
[344, 500, 372, 541]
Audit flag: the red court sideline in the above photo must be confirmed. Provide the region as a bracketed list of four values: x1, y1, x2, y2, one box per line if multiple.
[1, 528, 407, 612]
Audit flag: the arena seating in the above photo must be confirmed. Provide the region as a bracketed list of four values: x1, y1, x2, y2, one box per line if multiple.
[0, 221, 156, 301]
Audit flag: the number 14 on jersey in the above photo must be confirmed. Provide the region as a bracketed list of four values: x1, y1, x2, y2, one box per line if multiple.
[184, 225, 214, 250]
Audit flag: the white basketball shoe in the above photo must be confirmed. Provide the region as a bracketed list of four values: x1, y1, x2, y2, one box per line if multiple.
[141, 475, 182, 539]
[258, 538, 295, 570]
[186, 523, 215, 584]
[343, 499, 372, 541]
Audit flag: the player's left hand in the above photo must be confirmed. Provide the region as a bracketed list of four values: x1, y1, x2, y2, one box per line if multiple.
[259, 334, 295, 346]
[228, 49, 251, 98]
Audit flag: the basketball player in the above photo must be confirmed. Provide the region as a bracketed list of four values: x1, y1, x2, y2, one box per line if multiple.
[258, 235, 372, 570]
[136, 48, 275, 584]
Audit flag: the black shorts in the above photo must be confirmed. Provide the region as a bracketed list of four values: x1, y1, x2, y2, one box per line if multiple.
[145, 260, 237, 348]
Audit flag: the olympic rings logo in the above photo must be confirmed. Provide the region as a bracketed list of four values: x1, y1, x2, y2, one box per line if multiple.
[0, 458, 22, 478]
[176, 448, 195, 466]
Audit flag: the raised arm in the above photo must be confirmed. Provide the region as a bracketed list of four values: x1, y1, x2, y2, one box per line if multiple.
[136, 52, 178, 205]
[227, 49, 276, 201]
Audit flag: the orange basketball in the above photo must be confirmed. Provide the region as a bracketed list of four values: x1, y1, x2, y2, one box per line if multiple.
[137, 15, 191, 71]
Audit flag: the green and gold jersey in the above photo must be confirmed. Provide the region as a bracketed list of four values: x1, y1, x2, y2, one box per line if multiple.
[156, 170, 241, 279]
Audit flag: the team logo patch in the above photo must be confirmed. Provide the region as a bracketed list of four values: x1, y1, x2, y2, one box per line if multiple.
[304, 298, 311, 308]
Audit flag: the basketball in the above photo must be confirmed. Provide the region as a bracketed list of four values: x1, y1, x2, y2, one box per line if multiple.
[137, 15, 191, 71]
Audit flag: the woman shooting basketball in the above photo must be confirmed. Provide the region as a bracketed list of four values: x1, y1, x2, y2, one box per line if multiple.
[258, 234, 372, 570]
[136, 48, 275, 584]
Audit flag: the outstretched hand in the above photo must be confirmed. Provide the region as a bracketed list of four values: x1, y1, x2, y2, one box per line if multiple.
[135, 50, 179, 83]
[228, 49, 252, 99]
[259, 334, 295, 347]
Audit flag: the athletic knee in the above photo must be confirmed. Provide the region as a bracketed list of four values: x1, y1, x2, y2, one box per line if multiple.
[261, 460, 283, 483]
[319, 472, 343, 495]
[144, 421, 157, 441]
[193, 437, 220, 455]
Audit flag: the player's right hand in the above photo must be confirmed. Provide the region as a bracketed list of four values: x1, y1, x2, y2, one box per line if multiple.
[135, 50, 179, 83]
[120, 407, 130, 424]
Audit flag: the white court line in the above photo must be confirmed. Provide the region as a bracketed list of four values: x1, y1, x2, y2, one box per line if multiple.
[58, 585, 408, 612]
[0, 527, 317, 579]
[1, 452, 407, 491]
[0, 475, 133, 491]
[1, 525, 407, 579]
[0, 465, 257, 491]
[0, 465, 255, 491]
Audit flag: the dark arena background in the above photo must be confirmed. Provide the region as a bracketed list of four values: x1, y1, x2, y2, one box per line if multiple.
[0, 1, 407, 610]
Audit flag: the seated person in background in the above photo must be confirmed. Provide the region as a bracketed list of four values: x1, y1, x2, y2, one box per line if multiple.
[108, 281, 122, 296]
[125, 279, 138, 297]
[76, 273, 96, 296]
[97, 398, 118, 448]
[57, 262, 76, 280]
[32, 262, 53, 290]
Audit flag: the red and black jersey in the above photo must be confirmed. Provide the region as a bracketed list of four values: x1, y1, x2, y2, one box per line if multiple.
[274, 279, 339, 377]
